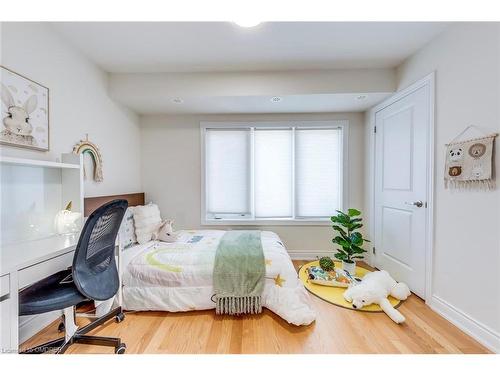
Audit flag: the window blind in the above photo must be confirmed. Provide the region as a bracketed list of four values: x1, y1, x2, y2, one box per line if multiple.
[254, 129, 293, 218]
[205, 129, 250, 214]
[295, 128, 342, 217]
[203, 123, 344, 221]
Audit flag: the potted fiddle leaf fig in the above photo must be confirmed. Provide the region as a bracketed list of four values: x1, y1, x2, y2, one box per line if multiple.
[331, 208, 370, 275]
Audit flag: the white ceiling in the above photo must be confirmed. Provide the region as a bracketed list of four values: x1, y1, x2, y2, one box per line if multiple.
[121, 93, 392, 114]
[108, 69, 395, 114]
[51, 22, 448, 73]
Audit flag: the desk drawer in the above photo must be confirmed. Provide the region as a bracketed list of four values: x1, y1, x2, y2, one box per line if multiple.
[18, 251, 74, 290]
[1, 292, 12, 350]
[0, 274, 9, 298]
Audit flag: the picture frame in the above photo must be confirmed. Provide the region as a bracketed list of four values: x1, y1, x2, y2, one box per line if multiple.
[0, 65, 50, 151]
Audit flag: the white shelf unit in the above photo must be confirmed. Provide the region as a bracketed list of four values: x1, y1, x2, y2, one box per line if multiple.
[0, 153, 84, 249]
[0, 153, 84, 350]
[0, 156, 80, 169]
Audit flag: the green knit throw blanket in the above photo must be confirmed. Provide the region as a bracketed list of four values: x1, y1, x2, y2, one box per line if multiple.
[213, 230, 265, 315]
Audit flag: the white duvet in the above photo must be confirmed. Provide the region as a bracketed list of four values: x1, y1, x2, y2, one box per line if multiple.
[121, 230, 316, 326]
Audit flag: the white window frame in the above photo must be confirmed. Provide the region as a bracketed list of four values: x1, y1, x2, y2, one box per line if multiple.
[200, 121, 349, 226]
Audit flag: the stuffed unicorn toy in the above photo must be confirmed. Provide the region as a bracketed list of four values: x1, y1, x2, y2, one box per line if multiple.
[343, 270, 411, 324]
[152, 219, 178, 242]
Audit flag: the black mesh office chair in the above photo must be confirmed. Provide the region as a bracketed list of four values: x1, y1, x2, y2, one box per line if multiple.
[19, 199, 128, 354]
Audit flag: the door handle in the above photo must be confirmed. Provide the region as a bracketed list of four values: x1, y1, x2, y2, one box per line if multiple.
[405, 200, 423, 208]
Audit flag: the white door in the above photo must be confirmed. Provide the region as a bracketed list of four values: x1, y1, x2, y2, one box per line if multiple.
[374, 82, 431, 298]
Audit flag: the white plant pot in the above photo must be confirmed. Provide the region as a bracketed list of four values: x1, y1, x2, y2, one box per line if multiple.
[342, 261, 356, 276]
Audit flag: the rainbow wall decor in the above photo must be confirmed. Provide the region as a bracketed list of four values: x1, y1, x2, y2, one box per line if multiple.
[73, 135, 103, 182]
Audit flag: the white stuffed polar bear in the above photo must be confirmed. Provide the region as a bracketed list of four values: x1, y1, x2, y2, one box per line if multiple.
[343, 270, 411, 324]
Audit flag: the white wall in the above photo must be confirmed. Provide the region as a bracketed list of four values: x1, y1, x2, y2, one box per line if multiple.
[0, 23, 142, 197]
[141, 113, 366, 254]
[394, 23, 500, 351]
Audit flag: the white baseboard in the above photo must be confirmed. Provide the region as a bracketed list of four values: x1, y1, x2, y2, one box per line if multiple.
[287, 250, 373, 263]
[429, 295, 500, 353]
[19, 311, 61, 344]
[287, 250, 333, 260]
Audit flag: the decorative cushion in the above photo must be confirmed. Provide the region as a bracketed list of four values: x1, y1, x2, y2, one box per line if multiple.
[152, 219, 178, 243]
[118, 207, 137, 248]
[133, 203, 162, 244]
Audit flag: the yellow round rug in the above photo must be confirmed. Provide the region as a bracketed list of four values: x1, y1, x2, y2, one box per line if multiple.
[298, 261, 402, 312]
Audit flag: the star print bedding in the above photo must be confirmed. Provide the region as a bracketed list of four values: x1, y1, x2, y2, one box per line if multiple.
[121, 230, 316, 326]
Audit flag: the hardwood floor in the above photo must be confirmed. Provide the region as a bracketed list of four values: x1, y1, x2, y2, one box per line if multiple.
[22, 261, 491, 354]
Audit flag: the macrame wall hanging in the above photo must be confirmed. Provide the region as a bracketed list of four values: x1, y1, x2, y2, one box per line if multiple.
[445, 125, 498, 190]
[73, 134, 104, 182]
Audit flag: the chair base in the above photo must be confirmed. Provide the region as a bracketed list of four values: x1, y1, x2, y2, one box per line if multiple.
[20, 306, 126, 354]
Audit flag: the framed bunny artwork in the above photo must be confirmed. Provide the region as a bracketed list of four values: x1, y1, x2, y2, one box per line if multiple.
[1, 66, 49, 151]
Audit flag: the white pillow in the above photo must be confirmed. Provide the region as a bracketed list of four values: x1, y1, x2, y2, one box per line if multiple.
[133, 203, 162, 244]
[119, 207, 137, 248]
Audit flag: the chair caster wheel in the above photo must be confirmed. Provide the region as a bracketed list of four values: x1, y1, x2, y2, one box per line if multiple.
[115, 312, 125, 323]
[58, 322, 65, 332]
[115, 343, 126, 354]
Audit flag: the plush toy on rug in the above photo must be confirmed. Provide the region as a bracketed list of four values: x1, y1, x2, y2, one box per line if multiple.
[343, 270, 411, 324]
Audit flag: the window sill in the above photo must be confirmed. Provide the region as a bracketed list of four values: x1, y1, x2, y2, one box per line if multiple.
[201, 219, 332, 226]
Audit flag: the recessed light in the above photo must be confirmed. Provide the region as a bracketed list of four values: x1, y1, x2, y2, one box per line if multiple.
[234, 20, 261, 28]
[357, 95, 367, 100]
[172, 98, 184, 104]
[270, 96, 283, 103]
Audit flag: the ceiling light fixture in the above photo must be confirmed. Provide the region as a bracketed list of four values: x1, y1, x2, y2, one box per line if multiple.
[270, 96, 282, 103]
[172, 98, 184, 104]
[234, 20, 261, 28]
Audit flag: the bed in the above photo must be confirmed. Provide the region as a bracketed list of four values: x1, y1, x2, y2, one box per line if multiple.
[84, 194, 316, 326]
[119, 230, 315, 325]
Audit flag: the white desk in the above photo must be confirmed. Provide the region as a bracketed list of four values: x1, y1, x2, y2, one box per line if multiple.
[1, 153, 84, 353]
[0, 234, 79, 353]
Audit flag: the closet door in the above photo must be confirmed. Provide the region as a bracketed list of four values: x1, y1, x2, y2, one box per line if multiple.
[374, 83, 431, 298]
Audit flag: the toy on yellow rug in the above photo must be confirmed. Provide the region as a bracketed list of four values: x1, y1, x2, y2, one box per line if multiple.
[343, 270, 411, 324]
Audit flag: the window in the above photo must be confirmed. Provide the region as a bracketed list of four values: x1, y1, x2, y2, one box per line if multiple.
[254, 128, 293, 218]
[206, 129, 250, 215]
[202, 121, 347, 224]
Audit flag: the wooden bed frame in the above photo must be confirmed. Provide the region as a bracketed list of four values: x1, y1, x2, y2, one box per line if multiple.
[84, 192, 145, 216]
